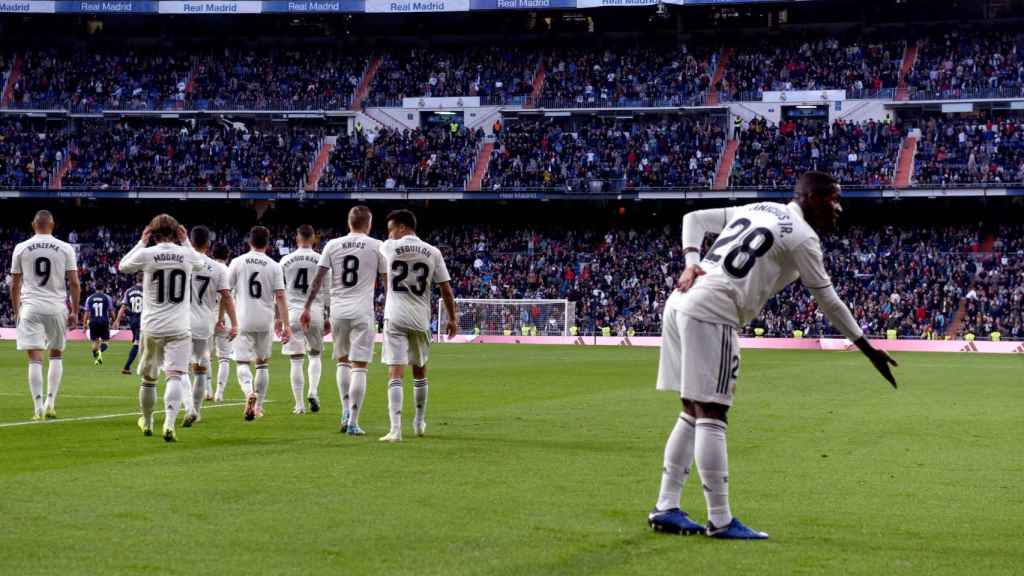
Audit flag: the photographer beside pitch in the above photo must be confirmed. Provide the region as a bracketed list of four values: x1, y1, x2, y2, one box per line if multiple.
[649, 172, 898, 540]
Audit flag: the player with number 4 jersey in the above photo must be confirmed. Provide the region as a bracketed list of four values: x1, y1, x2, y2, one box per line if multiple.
[648, 173, 899, 540]
[303, 206, 383, 435]
[118, 214, 204, 442]
[280, 225, 330, 415]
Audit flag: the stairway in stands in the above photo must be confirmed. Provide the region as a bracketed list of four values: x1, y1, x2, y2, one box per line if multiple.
[895, 43, 920, 101]
[2, 52, 24, 107]
[525, 56, 546, 109]
[305, 136, 337, 191]
[350, 55, 382, 110]
[894, 136, 918, 188]
[706, 47, 734, 106]
[466, 141, 494, 192]
[712, 139, 739, 190]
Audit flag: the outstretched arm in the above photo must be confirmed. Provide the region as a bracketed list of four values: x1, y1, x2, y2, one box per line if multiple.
[795, 238, 898, 388]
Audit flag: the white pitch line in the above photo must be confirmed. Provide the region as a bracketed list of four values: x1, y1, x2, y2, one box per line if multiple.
[0, 401, 270, 428]
[0, 392, 136, 400]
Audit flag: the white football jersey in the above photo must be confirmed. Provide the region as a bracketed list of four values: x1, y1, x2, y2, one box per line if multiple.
[228, 250, 285, 333]
[319, 233, 384, 320]
[10, 234, 78, 316]
[675, 201, 833, 327]
[381, 235, 451, 333]
[119, 241, 203, 337]
[281, 247, 327, 315]
[190, 254, 230, 340]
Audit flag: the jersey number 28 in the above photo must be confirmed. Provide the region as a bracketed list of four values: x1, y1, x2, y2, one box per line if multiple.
[705, 218, 775, 279]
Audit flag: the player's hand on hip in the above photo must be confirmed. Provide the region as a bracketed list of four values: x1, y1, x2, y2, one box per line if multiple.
[676, 265, 706, 293]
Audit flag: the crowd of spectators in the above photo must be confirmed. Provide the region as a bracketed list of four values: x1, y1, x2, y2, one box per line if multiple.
[0, 117, 69, 188]
[731, 117, 904, 188]
[719, 34, 903, 101]
[369, 47, 535, 106]
[483, 116, 726, 191]
[62, 120, 322, 191]
[908, 28, 1024, 101]
[192, 47, 363, 110]
[4, 219, 1019, 342]
[911, 115, 1024, 185]
[319, 125, 483, 190]
[540, 42, 715, 107]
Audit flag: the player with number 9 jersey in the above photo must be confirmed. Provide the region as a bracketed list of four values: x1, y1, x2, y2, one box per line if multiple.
[11, 230, 78, 351]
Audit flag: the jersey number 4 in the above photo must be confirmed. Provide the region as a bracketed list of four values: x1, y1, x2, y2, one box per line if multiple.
[704, 218, 775, 279]
[391, 261, 428, 296]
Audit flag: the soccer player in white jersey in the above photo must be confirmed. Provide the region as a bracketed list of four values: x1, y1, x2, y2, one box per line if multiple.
[210, 243, 234, 403]
[118, 214, 204, 442]
[280, 225, 330, 415]
[648, 172, 898, 539]
[10, 210, 80, 420]
[377, 209, 457, 443]
[183, 226, 238, 427]
[228, 225, 291, 421]
[301, 206, 384, 435]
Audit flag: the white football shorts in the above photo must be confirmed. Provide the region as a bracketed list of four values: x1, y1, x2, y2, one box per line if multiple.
[138, 333, 191, 381]
[234, 331, 273, 363]
[656, 306, 740, 406]
[331, 315, 375, 364]
[16, 308, 67, 352]
[282, 310, 324, 356]
[381, 321, 430, 367]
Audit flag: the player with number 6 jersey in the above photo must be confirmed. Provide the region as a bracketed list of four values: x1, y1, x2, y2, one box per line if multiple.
[303, 206, 384, 435]
[228, 225, 290, 421]
[118, 214, 204, 442]
[377, 209, 457, 443]
[280, 225, 330, 415]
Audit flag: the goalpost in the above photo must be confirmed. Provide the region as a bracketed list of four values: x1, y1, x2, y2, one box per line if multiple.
[438, 299, 575, 338]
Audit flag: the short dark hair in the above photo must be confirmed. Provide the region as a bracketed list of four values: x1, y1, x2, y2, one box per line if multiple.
[249, 226, 270, 249]
[386, 209, 417, 232]
[33, 210, 54, 227]
[190, 225, 211, 249]
[348, 205, 372, 231]
[297, 224, 315, 241]
[148, 214, 179, 241]
[211, 243, 230, 261]
[795, 171, 839, 199]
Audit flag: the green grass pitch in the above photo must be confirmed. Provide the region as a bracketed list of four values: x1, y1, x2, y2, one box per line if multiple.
[0, 342, 1021, 575]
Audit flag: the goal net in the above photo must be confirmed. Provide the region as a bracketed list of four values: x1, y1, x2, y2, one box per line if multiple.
[439, 299, 575, 337]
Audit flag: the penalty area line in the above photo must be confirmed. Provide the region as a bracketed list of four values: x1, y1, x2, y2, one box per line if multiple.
[0, 401, 272, 428]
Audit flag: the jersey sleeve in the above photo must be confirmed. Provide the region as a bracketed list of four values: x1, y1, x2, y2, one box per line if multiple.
[317, 243, 332, 269]
[272, 263, 286, 291]
[227, 259, 240, 291]
[433, 249, 451, 284]
[216, 263, 230, 292]
[63, 242, 78, 271]
[682, 207, 736, 266]
[118, 242, 148, 274]
[791, 237, 832, 290]
[10, 244, 23, 274]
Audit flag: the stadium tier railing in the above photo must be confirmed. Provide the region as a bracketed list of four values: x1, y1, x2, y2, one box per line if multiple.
[719, 87, 896, 103]
[907, 85, 1024, 101]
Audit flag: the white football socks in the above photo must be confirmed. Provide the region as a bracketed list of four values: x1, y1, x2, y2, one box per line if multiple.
[28, 361, 44, 413]
[139, 381, 157, 428]
[164, 376, 184, 430]
[337, 362, 352, 416]
[46, 358, 63, 411]
[216, 358, 230, 398]
[254, 364, 269, 409]
[656, 412, 696, 512]
[695, 418, 732, 528]
[236, 363, 253, 397]
[413, 378, 428, 426]
[387, 378, 403, 432]
[290, 357, 305, 409]
[192, 372, 207, 415]
[307, 354, 322, 399]
[348, 367, 367, 428]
